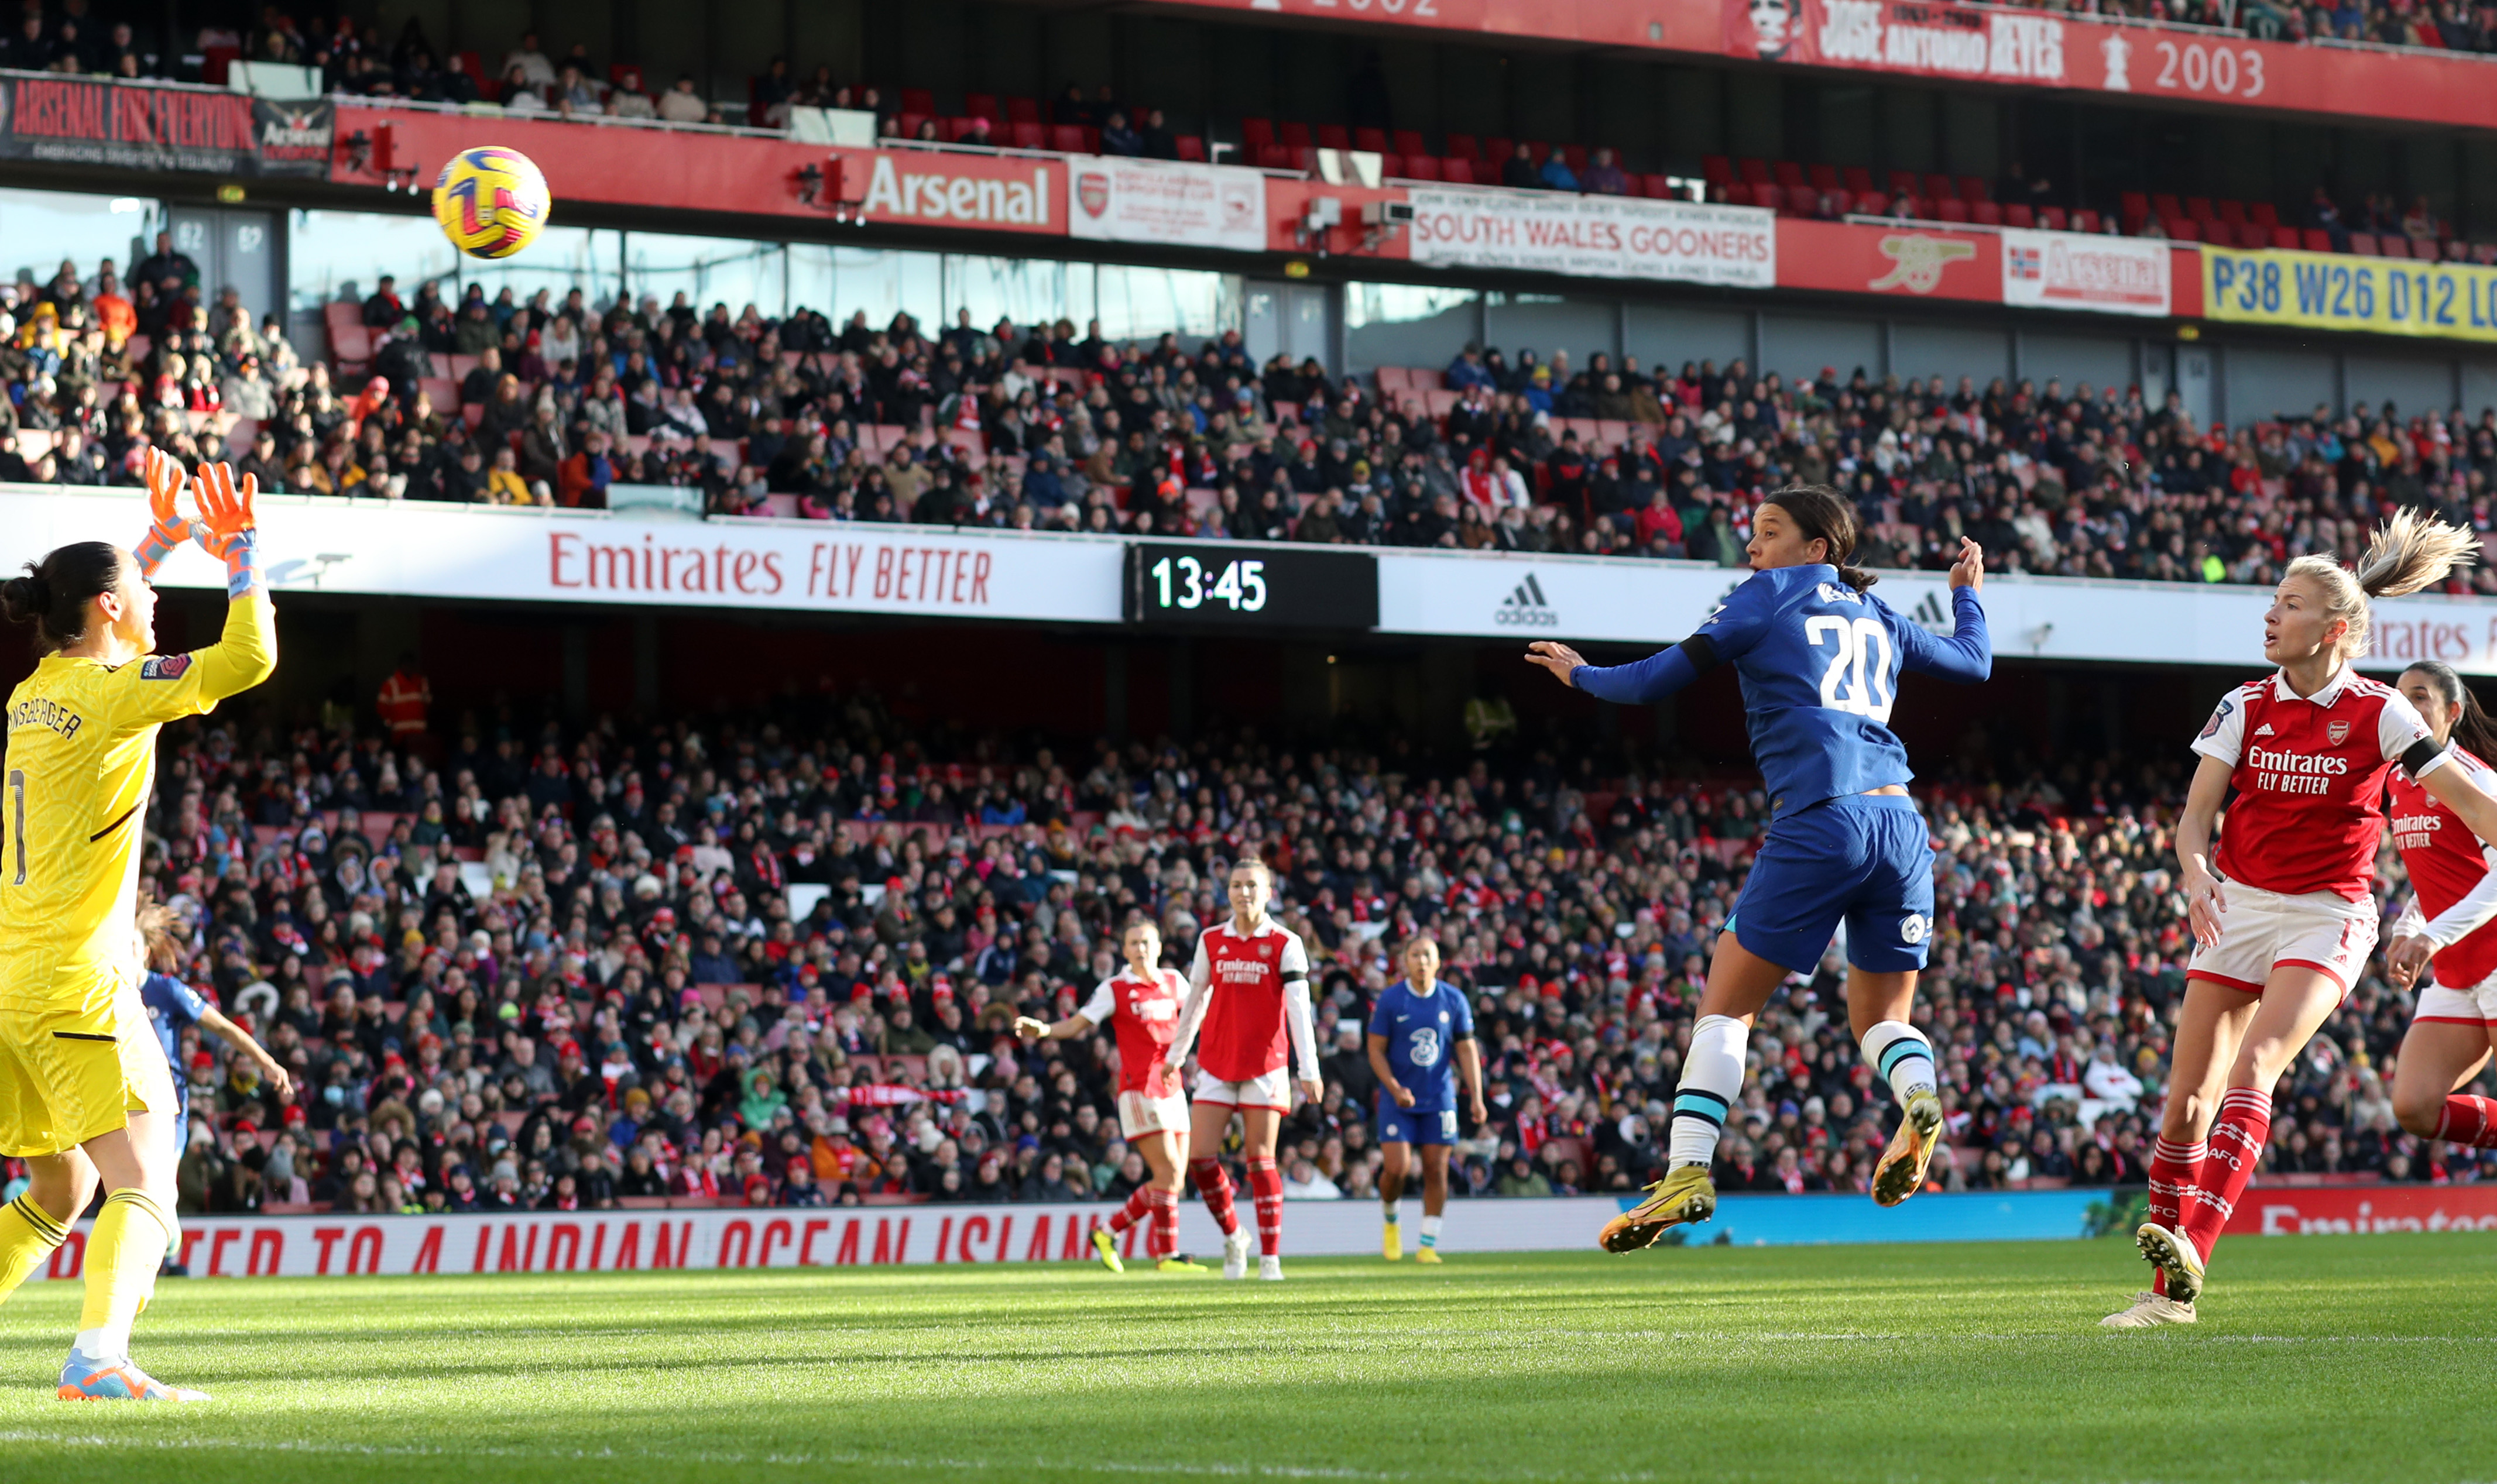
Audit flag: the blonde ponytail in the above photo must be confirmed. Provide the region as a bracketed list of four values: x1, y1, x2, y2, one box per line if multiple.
[2285, 508, 2479, 661]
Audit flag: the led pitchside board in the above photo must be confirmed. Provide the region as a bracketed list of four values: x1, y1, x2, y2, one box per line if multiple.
[1121, 541, 1378, 630]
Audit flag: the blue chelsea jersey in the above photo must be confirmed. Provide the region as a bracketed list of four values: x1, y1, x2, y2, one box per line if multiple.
[1368, 979, 1474, 1111]
[1694, 565, 1989, 816]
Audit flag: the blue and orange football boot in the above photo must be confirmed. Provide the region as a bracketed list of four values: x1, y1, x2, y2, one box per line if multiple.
[58, 1355, 210, 1402]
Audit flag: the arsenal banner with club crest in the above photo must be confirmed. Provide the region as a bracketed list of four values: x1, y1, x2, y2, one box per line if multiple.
[1065, 157, 1268, 252]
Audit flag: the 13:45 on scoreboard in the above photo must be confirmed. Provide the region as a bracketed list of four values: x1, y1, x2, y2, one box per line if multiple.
[1121, 542, 1378, 629]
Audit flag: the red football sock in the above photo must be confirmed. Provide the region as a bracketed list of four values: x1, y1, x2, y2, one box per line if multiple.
[1246, 1156, 1285, 1259]
[1107, 1186, 1153, 1235]
[1189, 1158, 1239, 1236]
[2143, 1136, 2205, 1297]
[1147, 1187, 1179, 1259]
[2435, 1094, 2497, 1148]
[2179, 1088, 2272, 1263]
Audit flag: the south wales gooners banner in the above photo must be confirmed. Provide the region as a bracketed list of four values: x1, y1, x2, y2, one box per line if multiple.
[1406, 187, 1774, 287]
[2203, 244, 2497, 342]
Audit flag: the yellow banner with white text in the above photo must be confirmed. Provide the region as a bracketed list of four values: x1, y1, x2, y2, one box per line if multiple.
[2203, 246, 2497, 342]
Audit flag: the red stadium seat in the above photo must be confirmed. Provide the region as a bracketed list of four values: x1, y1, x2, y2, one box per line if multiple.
[1487, 138, 1520, 164]
[2239, 224, 2272, 250]
[1720, 183, 1754, 208]
[2151, 193, 2184, 221]
[1640, 173, 1678, 200]
[1935, 197, 1970, 223]
[1316, 123, 1351, 150]
[1009, 122, 1045, 150]
[1376, 154, 1404, 178]
[2163, 217, 2199, 242]
[2252, 202, 2280, 228]
[1957, 175, 1989, 202]
[1560, 143, 1587, 173]
[2273, 226, 2303, 250]
[1809, 163, 1839, 190]
[1702, 154, 1734, 186]
[1440, 157, 1474, 185]
[900, 87, 935, 115]
[2070, 209, 2101, 234]
[2218, 199, 2248, 226]
[2349, 232, 2381, 255]
[1393, 129, 1428, 158]
[1049, 125, 1086, 154]
[1445, 132, 1480, 160]
[1971, 200, 2003, 226]
[1841, 166, 1873, 194]
[1175, 135, 1206, 162]
[1888, 169, 1919, 197]
[1278, 121, 1313, 149]
[2185, 195, 2217, 223]
[1240, 118, 1276, 149]
[965, 92, 1001, 122]
[2379, 235, 2412, 259]
[1738, 157, 1771, 185]
[1006, 95, 1041, 124]
[1773, 160, 1805, 188]
[2303, 228, 2334, 252]
[1853, 190, 1888, 216]
[893, 112, 928, 142]
[945, 117, 984, 143]
[2036, 207, 2067, 231]
[1923, 173, 1955, 201]
[1353, 126, 1388, 153]
[1397, 154, 1440, 181]
[2002, 204, 2033, 229]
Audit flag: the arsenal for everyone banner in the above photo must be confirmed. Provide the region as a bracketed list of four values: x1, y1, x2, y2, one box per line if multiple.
[1405, 187, 1775, 287]
[0, 74, 328, 176]
[1065, 156, 1267, 252]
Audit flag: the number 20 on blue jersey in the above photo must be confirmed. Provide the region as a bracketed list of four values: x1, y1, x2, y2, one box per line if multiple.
[1805, 615, 1895, 722]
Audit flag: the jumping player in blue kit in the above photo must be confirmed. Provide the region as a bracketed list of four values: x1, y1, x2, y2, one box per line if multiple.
[1525, 485, 1991, 1252]
[1367, 936, 1485, 1263]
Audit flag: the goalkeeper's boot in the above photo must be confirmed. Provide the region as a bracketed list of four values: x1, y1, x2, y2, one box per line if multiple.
[59, 1354, 208, 1402]
[1871, 1087, 1945, 1207]
[1383, 1220, 1402, 1262]
[1089, 1227, 1124, 1275]
[1155, 1255, 1209, 1273]
[2135, 1222, 2207, 1305]
[1414, 1246, 1443, 1265]
[1600, 1164, 1716, 1252]
[2100, 1290, 2197, 1329]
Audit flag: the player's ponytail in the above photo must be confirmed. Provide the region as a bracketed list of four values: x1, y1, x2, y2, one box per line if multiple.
[2, 541, 125, 651]
[2400, 661, 2497, 758]
[2289, 509, 2477, 661]
[136, 895, 186, 973]
[1761, 484, 1876, 592]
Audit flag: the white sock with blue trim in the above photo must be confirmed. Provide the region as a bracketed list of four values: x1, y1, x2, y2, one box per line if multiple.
[1667, 1014, 1747, 1169]
[1860, 1019, 1937, 1107]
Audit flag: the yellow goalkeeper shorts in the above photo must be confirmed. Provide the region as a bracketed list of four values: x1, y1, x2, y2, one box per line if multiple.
[0, 974, 168, 1159]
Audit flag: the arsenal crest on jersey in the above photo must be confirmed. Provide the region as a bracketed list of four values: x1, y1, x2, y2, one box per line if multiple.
[2327, 720, 2351, 746]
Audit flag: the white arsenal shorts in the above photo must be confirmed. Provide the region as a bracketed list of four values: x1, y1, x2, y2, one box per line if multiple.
[1192, 1065, 1292, 1112]
[2186, 878, 2376, 1000]
[2414, 972, 2497, 1026]
[1115, 1088, 1192, 1141]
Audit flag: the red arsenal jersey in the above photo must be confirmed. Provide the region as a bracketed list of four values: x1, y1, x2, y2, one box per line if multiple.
[1077, 967, 1186, 1095]
[2192, 666, 2441, 901]
[2388, 747, 2497, 987]
[1186, 919, 1311, 1083]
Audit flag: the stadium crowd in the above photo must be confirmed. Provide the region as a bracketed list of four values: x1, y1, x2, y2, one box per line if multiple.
[6, 252, 2496, 597]
[0, 664, 2480, 1224]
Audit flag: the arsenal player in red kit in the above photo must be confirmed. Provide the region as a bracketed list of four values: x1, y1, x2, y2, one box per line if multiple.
[1169, 857, 1321, 1280]
[2380, 662, 2497, 1161]
[2108, 513, 2497, 1328]
[1015, 919, 1206, 1273]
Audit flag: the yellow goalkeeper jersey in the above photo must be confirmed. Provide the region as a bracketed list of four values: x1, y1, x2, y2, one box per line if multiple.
[0, 592, 276, 1026]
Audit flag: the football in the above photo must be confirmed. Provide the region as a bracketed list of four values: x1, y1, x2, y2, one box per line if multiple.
[429, 145, 550, 260]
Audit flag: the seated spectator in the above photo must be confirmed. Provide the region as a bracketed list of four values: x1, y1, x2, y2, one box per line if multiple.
[1500, 150, 1541, 190]
[1538, 152, 1579, 191]
[1580, 147, 1629, 195]
[502, 30, 555, 87]
[657, 74, 708, 124]
[1099, 110, 1143, 157]
[503, 63, 547, 112]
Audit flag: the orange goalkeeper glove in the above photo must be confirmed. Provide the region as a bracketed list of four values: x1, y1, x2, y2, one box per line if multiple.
[190, 461, 262, 597]
[133, 446, 194, 576]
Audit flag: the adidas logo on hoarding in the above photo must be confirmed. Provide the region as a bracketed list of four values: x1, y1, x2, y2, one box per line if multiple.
[1496, 573, 1558, 627]
[1909, 590, 1952, 635]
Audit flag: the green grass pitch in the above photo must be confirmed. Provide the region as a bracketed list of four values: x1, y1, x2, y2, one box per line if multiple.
[2, 1234, 2493, 1483]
